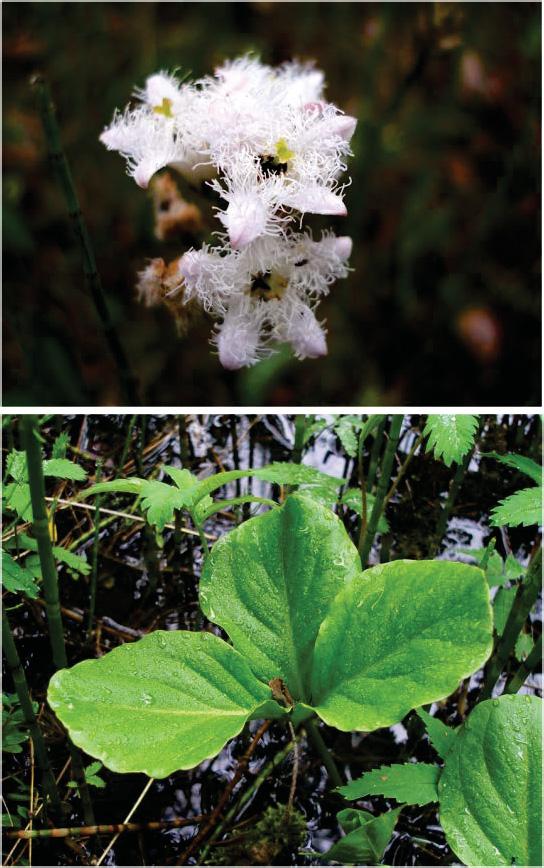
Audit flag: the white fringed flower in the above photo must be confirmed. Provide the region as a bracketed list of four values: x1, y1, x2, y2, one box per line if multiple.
[100, 56, 355, 368]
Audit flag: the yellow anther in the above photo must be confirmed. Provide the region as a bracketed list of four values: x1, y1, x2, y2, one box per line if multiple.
[153, 97, 173, 118]
[274, 137, 294, 164]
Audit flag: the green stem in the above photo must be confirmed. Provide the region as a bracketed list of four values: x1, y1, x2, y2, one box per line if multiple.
[357, 427, 368, 554]
[366, 417, 386, 492]
[2, 610, 62, 816]
[503, 636, 542, 695]
[432, 443, 475, 557]
[382, 430, 424, 510]
[116, 415, 138, 478]
[87, 459, 102, 638]
[292, 415, 307, 465]
[480, 548, 542, 701]
[359, 415, 403, 568]
[21, 415, 95, 826]
[198, 738, 298, 864]
[304, 718, 343, 788]
[31, 75, 138, 405]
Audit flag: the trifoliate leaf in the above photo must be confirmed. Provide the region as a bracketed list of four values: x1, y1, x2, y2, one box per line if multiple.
[423, 414, 479, 467]
[338, 762, 439, 806]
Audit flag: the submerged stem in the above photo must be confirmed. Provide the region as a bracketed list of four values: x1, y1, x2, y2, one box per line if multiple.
[2, 611, 62, 816]
[480, 547, 542, 701]
[21, 415, 95, 827]
[304, 718, 343, 788]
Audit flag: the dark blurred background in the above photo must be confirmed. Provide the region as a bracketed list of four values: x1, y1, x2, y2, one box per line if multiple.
[2, 2, 541, 406]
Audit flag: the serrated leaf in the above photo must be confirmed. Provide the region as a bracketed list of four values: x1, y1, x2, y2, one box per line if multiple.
[490, 486, 542, 528]
[85, 761, 103, 777]
[4, 533, 90, 576]
[86, 775, 106, 789]
[42, 459, 87, 481]
[338, 762, 439, 806]
[341, 488, 389, 533]
[139, 480, 188, 530]
[334, 418, 359, 458]
[416, 707, 458, 760]
[162, 466, 199, 492]
[1, 551, 40, 598]
[3, 481, 33, 521]
[190, 463, 343, 507]
[48, 631, 280, 777]
[52, 432, 70, 459]
[199, 494, 361, 701]
[359, 414, 386, 444]
[310, 560, 493, 732]
[323, 807, 401, 864]
[483, 452, 542, 485]
[82, 478, 144, 498]
[439, 694, 542, 867]
[423, 415, 479, 467]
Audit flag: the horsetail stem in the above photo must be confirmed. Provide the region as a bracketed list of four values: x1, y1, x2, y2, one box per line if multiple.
[359, 415, 403, 568]
[31, 75, 139, 405]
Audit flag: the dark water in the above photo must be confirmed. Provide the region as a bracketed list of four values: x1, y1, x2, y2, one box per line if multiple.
[2, 414, 541, 866]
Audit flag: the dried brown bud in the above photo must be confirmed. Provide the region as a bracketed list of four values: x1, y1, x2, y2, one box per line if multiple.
[150, 172, 204, 241]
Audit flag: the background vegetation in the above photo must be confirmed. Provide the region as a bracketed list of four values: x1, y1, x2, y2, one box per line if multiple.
[3, 2, 541, 405]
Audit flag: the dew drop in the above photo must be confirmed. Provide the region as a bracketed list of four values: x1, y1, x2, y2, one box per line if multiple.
[141, 691, 153, 706]
[67, 702, 74, 710]
[493, 699, 500, 707]
[157, 634, 167, 649]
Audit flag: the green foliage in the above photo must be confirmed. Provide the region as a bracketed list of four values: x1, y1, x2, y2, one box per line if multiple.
[68, 761, 106, 789]
[493, 586, 517, 635]
[1, 550, 40, 599]
[48, 630, 284, 777]
[483, 451, 542, 484]
[49, 495, 494, 780]
[490, 485, 542, 528]
[322, 807, 401, 864]
[456, 545, 522, 587]
[439, 695, 542, 866]
[423, 415, 479, 467]
[487, 451, 543, 527]
[51, 431, 70, 459]
[3, 449, 87, 520]
[2, 693, 38, 754]
[310, 559, 493, 732]
[3, 532, 90, 578]
[206, 804, 307, 865]
[416, 707, 458, 760]
[515, 631, 534, 662]
[338, 762, 439, 806]
[340, 488, 389, 533]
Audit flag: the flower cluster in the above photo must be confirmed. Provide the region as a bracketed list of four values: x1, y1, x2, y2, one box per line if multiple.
[100, 56, 356, 368]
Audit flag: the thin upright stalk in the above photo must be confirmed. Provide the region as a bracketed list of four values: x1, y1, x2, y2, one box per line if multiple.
[382, 430, 424, 510]
[86, 458, 102, 638]
[480, 548, 542, 701]
[357, 425, 368, 550]
[31, 75, 138, 404]
[304, 718, 343, 788]
[366, 417, 386, 492]
[21, 415, 95, 826]
[359, 415, 403, 568]
[503, 636, 542, 694]
[432, 443, 475, 556]
[2, 611, 62, 815]
[230, 416, 241, 498]
[292, 415, 307, 465]
[116, 415, 137, 478]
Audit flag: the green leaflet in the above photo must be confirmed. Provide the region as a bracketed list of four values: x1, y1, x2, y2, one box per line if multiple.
[199, 493, 360, 701]
[490, 486, 542, 528]
[338, 762, 440, 806]
[423, 414, 479, 467]
[1, 551, 40, 598]
[439, 695, 542, 867]
[48, 631, 280, 778]
[3, 533, 90, 576]
[323, 807, 401, 864]
[483, 451, 542, 485]
[493, 586, 517, 635]
[310, 560, 493, 731]
[416, 707, 458, 760]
